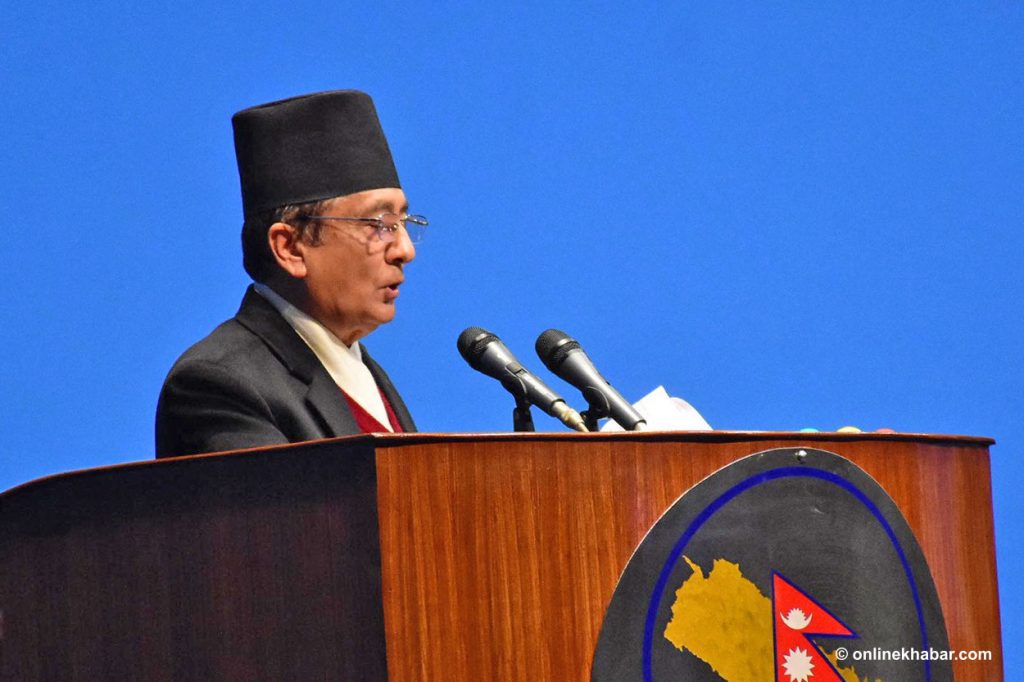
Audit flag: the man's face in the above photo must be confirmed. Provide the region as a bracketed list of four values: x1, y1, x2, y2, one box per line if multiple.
[299, 187, 415, 345]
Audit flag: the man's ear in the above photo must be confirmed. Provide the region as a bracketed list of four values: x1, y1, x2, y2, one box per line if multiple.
[267, 222, 308, 279]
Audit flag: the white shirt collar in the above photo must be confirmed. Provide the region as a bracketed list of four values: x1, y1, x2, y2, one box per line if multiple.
[253, 283, 393, 431]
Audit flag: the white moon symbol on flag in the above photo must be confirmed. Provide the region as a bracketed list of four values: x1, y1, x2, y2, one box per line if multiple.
[781, 608, 812, 630]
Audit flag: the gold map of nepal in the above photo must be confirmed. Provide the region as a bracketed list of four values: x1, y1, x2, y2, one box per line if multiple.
[663, 557, 880, 682]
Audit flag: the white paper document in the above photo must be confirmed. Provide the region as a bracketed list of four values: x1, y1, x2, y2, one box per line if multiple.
[599, 385, 712, 432]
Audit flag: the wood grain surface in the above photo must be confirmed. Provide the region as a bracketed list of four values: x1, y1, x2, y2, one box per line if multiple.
[374, 432, 1001, 681]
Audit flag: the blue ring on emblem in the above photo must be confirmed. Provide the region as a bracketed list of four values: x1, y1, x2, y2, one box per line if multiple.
[641, 466, 932, 681]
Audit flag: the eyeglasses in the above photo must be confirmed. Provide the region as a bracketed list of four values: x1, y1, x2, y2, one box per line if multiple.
[299, 212, 428, 243]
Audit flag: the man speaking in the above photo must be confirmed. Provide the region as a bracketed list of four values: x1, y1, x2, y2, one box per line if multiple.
[156, 90, 420, 458]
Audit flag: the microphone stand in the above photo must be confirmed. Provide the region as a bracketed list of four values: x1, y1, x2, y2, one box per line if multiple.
[500, 375, 536, 432]
[580, 387, 611, 433]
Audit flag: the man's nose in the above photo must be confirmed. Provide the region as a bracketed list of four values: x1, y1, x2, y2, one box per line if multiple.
[386, 224, 416, 264]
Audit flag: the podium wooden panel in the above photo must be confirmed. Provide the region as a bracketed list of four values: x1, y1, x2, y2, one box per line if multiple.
[0, 432, 1001, 680]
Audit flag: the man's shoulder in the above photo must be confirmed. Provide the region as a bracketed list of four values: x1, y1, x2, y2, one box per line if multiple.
[154, 295, 320, 459]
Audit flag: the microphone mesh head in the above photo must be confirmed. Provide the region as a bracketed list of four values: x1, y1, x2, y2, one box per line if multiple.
[457, 326, 498, 368]
[535, 328, 580, 371]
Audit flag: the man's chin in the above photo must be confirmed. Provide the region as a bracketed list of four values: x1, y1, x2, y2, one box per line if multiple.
[372, 306, 397, 326]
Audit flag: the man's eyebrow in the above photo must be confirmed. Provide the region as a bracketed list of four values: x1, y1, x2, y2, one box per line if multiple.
[365, 198, 409, 214]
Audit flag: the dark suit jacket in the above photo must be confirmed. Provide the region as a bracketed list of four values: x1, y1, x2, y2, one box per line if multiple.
[155, 286, 415, 458]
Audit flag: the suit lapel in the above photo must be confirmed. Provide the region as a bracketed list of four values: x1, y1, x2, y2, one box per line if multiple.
[234, 286, 360, 438]
[304, 370, 361, 436]
[363, 348, 417, 432]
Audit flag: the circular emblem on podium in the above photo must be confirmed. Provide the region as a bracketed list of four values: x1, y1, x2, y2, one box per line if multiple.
[591, 447, 950, 682]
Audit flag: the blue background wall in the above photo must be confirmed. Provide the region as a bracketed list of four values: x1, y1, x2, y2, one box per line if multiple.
[2, 1, 1020, 670]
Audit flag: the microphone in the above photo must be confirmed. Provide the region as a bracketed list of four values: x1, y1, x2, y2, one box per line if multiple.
[535, 329, 647, 431]
[457, 327, 589, 432]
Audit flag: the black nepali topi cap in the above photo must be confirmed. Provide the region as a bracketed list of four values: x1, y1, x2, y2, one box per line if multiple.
[232, 90, 401, 218]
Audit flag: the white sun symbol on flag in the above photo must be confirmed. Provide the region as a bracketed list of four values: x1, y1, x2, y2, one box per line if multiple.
[782, 647, 815, 681]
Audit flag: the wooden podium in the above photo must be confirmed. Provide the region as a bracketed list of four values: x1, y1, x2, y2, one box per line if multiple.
[0, 432, 1001, 680]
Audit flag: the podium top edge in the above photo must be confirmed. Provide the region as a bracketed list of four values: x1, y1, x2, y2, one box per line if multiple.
[2, 430, 995, 500]
[338, 430, 996, 446]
